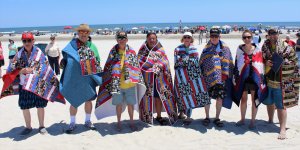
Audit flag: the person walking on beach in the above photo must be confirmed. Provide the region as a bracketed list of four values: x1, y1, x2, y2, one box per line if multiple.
[199, 30, 204, 44]
[8, 39, 18, 62]
[45, 34, 60, 75]
[233, 30, 267, 130]
[138, 32, 178, 125]
[94, 31, 146, 132]
[174, 32, 210, 125]
[199, 28, 234, 128]
[0, 41, 4, 77]
[205, 31, 210, 43]
[252, 31, 261, 46]
[262, 29, 300, 140]
[59, 24, 102, 134]
[0, 32, 65, 136]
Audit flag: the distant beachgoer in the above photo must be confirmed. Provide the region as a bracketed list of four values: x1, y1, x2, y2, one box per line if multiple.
[199, 28, 234, 128]
[0, 41, 4, 77]
[60, 24, 102, 134]
[45, 35, 60, 75]
[233, 30, 267, 130]
[205, 32, 210, 43]
[0, 32, 64, 136]
[199, 30, 204, 44]
[262, 29, 300, 140]
[138, 32, 178, 125]
[95, 31, 146, 132]
[284, 35, 296, 47]
[174, 32, 210, 125]
[296, 33, 300, 65]
[252, 30, 261, 46]
[8, 39, 17, 62]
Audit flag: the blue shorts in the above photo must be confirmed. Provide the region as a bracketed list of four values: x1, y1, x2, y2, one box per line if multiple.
[262, 87, 284, 109]
[112, 87, 137, 105]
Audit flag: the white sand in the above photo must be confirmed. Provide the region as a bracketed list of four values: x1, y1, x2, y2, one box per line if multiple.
[0, 36, 300, 150]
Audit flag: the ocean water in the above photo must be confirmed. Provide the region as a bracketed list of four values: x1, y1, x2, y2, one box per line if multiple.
[1, 22, 300, 33]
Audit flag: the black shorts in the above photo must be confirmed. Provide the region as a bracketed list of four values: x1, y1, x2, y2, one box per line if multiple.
[208, 83, 226, 100]
[18, 85, 48, 110]
[9, 55, 15, 59]
[0, 59, 4, 67]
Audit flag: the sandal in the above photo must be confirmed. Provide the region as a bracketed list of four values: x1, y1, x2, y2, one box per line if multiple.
[38, 127, 48, 135]
[213, 119, 224, 128]
[202, 118, 210, 127]
[20, 128, 33, 136]
[155, 117, 169, 125]
[183, 118, 193, 125]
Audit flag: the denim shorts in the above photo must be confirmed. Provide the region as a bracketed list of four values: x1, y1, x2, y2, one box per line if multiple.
[262, 86, 284, 109]
[112, 86, 137, 105]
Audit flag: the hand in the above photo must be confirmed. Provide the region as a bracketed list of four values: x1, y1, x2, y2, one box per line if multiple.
[266, 60, 273, 67]
[20, 68, 33, 74]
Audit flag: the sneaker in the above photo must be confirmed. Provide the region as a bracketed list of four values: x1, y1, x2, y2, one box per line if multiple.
[65, 123, 76, 134]
[20, 128, 33, 136]
[38, 127, 48, 135]
[84, 121, 96, 130]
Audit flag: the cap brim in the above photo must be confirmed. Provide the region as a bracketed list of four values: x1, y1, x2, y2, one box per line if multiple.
[74, 27, 93, 32]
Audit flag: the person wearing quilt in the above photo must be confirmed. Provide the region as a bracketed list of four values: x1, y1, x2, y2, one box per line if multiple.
[138, 32, 178, 125]
[233, 30, 267, 130]
[94, 31, 146, 132]
[262, 29, 300, 140]
[0, 32, 65, 136]
[59, 24, 102, 134]
[199, 28, 234, 128]
[174, 32, 210, 125]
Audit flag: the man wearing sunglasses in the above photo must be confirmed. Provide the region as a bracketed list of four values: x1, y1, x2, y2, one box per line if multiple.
[262, 29, 299, 140]
[200, 28, 234, 128]
[60, 24, 102, 134]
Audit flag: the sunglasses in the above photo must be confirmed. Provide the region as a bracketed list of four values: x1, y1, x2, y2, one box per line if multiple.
[78, 30, 90, 34]
[269, 32, 278, 35]
[117, 37, 127, 41]
[242, 36, 252, 39]
[183, 36, 191, 39]
[22, 39, 32, 43]
[210, 35, 219, 38]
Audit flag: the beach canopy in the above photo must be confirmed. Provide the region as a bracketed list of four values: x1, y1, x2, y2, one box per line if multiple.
[199, 26, 206, 30]
[114, 27, 121, 31]
[183, 26, 189, 30]
[165, 27, 170, 30]
[132, 27, 138, 30]
[211, 25, 220, 29]
[64, 26, 72, 30]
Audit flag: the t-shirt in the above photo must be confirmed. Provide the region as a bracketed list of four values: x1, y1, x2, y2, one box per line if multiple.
[285, 40, 296, 47]
[296, 39, 300, 52]
[45, 42, 60, 57]
[8, 44, 17, 56]
[119, 49, 136, 89]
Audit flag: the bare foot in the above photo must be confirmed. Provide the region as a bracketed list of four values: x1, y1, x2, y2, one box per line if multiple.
[235, 120, 245, 127]
[268, 120, 274, 124]
[116, 123, 122, 132]
[129, 124, 138, 131]
[183, 118, 193, 125]
[278, 131, 287, 140]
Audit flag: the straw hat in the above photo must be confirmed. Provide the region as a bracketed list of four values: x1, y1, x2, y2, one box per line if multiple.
[74, 24, 93, 32]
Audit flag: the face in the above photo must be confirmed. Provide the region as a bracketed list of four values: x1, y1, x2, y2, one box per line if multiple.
[210, 34, 220, 45]
[50, 37, 55, 42]
[183, 35, 192, 46]
[269, 32, 278, 42]
[146, 34, 157, 48]
[78, 30, 90, 43]
[22, 39, 34, 50]
[242, 32, 253, 44]
[117, 37, 128, 46]
[286, 37, 290, 41]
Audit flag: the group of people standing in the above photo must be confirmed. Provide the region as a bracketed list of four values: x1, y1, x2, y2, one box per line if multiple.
[0, 24, 299, 140]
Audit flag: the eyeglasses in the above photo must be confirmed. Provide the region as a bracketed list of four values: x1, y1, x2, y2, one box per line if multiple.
[210, 35, 219, 38]
[22, 39, 32, 43]
[78, 30, 90, 34]
[183, 36, 191, 39]
[242, 36, 252, 39]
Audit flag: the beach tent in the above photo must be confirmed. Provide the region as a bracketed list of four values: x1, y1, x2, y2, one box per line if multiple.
[132, 27, 138, 30]
[183, 26, 189, 30]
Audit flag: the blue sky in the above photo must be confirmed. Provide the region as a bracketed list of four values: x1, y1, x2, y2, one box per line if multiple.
[0, 0, 299, 28]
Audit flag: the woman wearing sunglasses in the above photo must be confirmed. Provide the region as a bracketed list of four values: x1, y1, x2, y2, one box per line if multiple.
[174, 32, 210, 125]
[45, 35, 60, 75]
[233, 30, 267, 130]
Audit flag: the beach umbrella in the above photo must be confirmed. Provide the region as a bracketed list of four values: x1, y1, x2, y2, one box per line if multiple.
[97, 29, 102, 31]
[132, 27, 138, 30]
[64, 26, 72, 30]
[183, 26, 189, 30]
[248, 27, 257, 32]
[211, 25, 220, 29]
[165, 27, 170, 30]
[199, 26, 206, 30]
[114, 27, 121, 31]
[173, 27, 179, 30]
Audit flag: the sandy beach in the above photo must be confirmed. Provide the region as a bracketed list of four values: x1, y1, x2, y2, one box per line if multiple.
[0, 33, 300, 150]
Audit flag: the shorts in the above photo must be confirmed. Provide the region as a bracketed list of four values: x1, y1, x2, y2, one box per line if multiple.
[112, 86, 137, 105]
[18, 85, 48, 110]
[0, 59, 4, 67]
[262, 86, 284, 109]
[208, 83, 226, 99]
[243, 79, 258, 93]
[9, 55, 15, 59]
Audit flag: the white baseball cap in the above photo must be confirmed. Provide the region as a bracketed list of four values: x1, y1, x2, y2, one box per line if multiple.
[183, 32, 192, 37]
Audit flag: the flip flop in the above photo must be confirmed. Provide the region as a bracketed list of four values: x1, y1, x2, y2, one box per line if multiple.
[202, 118, 210, 127]
[213, 119, 224, 128]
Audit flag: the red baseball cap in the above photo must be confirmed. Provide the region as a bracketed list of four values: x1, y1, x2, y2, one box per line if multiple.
[21, 32, 34, 40]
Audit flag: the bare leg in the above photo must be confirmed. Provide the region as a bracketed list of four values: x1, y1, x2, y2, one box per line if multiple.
[249, 91, 258, 129]
[84, 101, 92, 114]
[128, 104, 137, 131]
[237, 91, 248, 125]
[216, 98, 223, 119]
[37, 108, 45, 127]
[22, 109, 32, 129]
[116, 105, 122, 130]
[70, 105, 77, 116]
[204, 104, 210, 119]
[155, 98, 162, 118]
[267, 104, 275, 123]
[277, 108, 287, 140]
